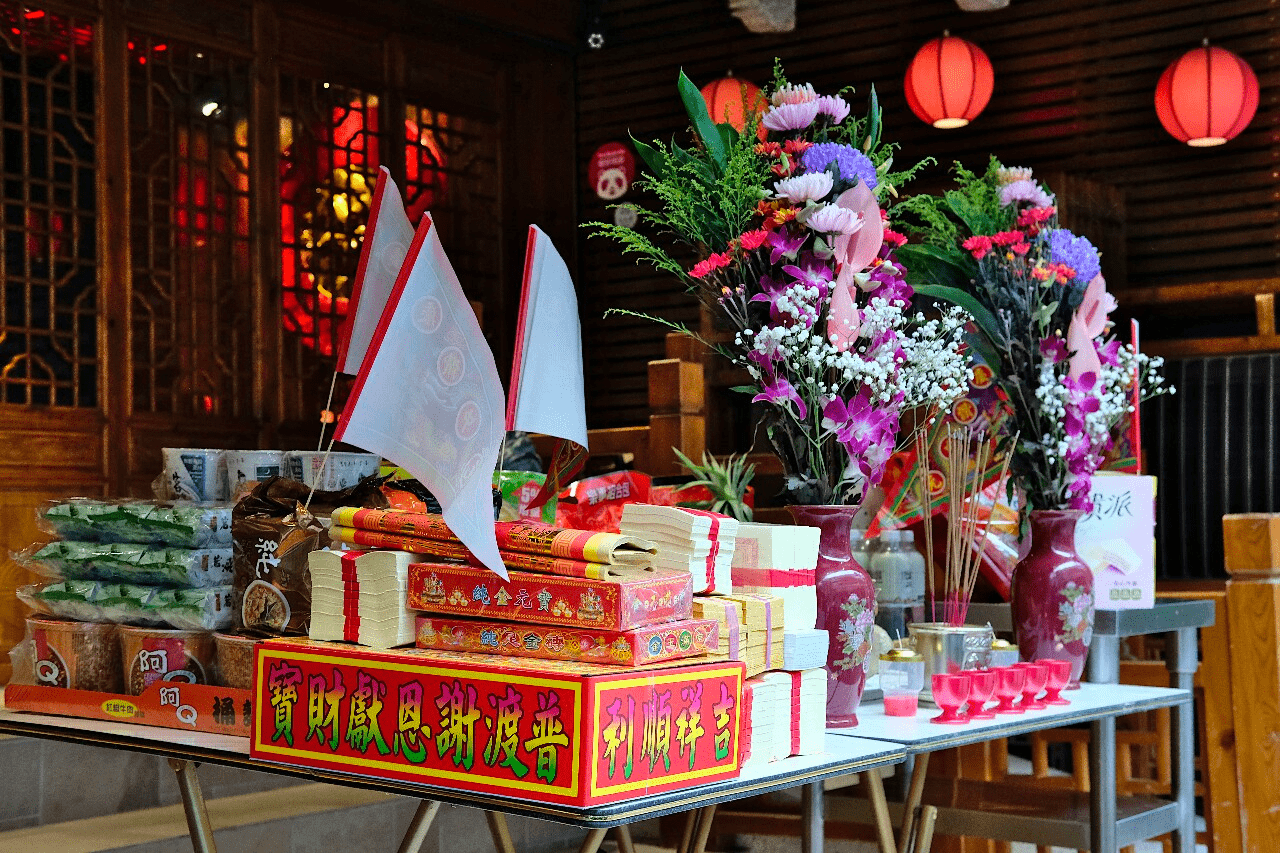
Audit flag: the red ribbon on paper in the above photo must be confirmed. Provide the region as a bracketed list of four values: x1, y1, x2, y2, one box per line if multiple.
[731, 567, 816, 588]
[680, 508, 725, 592]
[341, 551, 361, 643]
[789, 672, 802, 755]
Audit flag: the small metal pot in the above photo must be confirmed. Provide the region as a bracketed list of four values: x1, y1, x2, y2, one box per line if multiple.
[908, 622, 994, 703]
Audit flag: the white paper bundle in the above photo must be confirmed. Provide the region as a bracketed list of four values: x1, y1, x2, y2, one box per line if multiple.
[731, 522, 819, 630]
[619, 504, 738, 594]
[761, 668, 825, 757]
[309, 550, 415, 649]
[740, 675, 783, 770]
[782, 628, 828, 671]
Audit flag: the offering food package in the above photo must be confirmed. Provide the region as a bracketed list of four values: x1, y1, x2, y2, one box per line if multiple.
[493, 470, 557, 524]
[619, 504, 737, 594]
[415, 616, 719, 667]
[118, 625, 216, 694]
[214, 632, 261, 690]
[693, 593, 785, 677]
[555, 470, 651, 533]
[22, 541, 233, 587]
[309, 550, 415, 649]
[19, 581, 236, 631]
[330, 507, 656, 567]
[1075, 474, 1156, 610]
[11, 618, 122, 693]
[327, 525, 617, 580]
[41, 500, 232, 548]
[251, 639, 744, 805]
[760, 669, 824, 757]
[782, 628, 829, 671]
[159, 448, 227, 502]
[406, 563, 693, 631]
[730, 522, 819, 630]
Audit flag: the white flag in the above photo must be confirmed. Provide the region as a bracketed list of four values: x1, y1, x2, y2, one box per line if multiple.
[337, 213, 506, 578]
[506, 225, 588, 448]
[335, 166, 413, 376]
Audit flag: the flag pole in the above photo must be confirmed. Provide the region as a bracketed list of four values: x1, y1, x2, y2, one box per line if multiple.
[316, 370, 339, 452]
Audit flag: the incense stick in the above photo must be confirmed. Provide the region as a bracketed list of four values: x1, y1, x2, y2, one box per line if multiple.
[913, 428, 936, 624]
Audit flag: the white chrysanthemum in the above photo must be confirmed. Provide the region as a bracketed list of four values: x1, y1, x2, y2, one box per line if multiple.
[772, 82, 818, 107]
[804, 203, 862, 235]
[773, 172, 833, 204]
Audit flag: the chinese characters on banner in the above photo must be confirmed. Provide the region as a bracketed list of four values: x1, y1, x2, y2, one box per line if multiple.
[252, 646, 742, 805]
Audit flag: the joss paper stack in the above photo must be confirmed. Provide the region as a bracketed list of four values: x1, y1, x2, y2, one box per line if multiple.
[730, 522, 819, 630]
[761, 668, 825, 757]
[693, 592, 784, 677]
[782, 629, 828, 671]
[619, 504, 737, 594]
[309, 550, 415, 649]
[740, 675, 784, 770]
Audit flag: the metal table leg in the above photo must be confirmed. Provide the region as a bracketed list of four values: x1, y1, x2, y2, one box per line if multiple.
[484, 810, 516, 853]
[677, 808, 699, 853]
[1169, 625, 1198, 853]
[1087, 634, 1121, 853]
[800, 781, 822, 853]
[397, 800, 442, 853]
[168, 759, 217, 853]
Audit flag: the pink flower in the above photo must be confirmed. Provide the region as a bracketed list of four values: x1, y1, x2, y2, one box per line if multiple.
[882, 229, 908, 248]
[1000, 179, 1055, 209]
[826, 279, 861, 351]
[774, 172, 833, 204]
[814, 95, 851, 124]
[805, 203, 862, 235]
[1040, 336, 1069, 363]
[739, 229, 770, 250]
[771, 83, 818, 106]
[768, 229, 806, 264]
[753, 371, 807, 419]
[962, 235, 993, 260]
[762, 100, 821, 132]
[690, 259, 714, 278]
[992, 230, 1026, 247]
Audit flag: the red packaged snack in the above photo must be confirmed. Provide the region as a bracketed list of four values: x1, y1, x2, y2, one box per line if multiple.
[555, 471, 650, 533]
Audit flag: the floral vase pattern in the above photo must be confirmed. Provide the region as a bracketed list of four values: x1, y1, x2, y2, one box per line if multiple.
[1011, 509, 1095, 685]
[788, 504, 877, 727]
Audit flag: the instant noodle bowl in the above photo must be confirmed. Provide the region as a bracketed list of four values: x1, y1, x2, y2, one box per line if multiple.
[214, 632, 260, 690]
[26, 617, 122, 693]
[119, 625, 216, 695]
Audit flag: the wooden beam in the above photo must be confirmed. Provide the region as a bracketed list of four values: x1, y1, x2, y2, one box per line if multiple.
[1256, 294, 1277, 336]
[1122, 278, 1280, 305]
[1225, 578, 1280, 852]
[1144, 335, 1280, 358]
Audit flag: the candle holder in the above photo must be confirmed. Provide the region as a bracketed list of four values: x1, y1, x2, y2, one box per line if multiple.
[880, 648, 926, 717]
[1016, 662, 1050, 710]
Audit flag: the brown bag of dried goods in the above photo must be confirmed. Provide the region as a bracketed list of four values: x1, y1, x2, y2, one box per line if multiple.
[231, 476, 387, 635]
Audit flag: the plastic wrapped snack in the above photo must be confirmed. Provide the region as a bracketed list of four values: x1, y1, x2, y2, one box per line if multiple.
[23, 540, 234, 587]
[19, 581, 235, 631]
[40, 500, 232, 548]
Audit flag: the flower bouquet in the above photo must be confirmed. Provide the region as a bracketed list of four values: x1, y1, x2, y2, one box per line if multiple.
[591, 65, 973, 725]
[896, 159, 1172, 679]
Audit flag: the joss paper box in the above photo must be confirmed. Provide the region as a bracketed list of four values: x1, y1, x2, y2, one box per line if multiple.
[249, 639, 744, 806]
[407, 563, 692, 631]
[415, 617, 719, 667]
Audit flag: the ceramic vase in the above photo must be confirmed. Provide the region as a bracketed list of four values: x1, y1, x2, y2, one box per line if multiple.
[788, 504, 877, 727]
[1010, 509, 1095, 685]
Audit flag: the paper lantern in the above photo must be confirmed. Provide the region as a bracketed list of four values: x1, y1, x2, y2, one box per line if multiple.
[701, 75, 767, 134]
[904, 33, 994, 129]
[1155, 42, 1258, 147]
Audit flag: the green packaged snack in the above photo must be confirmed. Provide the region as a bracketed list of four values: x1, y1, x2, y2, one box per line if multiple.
[492, 470, 557, 524]
[41, 500, 233, 548]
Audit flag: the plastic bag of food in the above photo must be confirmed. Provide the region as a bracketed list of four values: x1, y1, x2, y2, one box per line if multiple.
[493, 470, 556, 523]
[555, 471, 651, 533]
[40, 500, 233, 548]
[21, 540, 234, 587]
[143, 586, 236, 632]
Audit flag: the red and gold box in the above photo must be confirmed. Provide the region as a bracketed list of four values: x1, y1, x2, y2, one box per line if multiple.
[5, 681, 253, 736]
[406, 563, 693, 631]
[415, 617, 720, 668]
[249, 639, 743, 806]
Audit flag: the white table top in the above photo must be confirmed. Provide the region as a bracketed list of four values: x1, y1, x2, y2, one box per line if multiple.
[834, 682, 1190, 752]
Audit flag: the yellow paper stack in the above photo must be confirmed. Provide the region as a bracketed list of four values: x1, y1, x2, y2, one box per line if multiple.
[693, 592, 784, 677]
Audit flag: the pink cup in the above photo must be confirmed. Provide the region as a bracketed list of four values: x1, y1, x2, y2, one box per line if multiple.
[992, 665, 1026, 714]
[1016, 662, 1050, 710]
[962, 669, 997, 720]
[1038, 659, 1073, 705]
[930, 672, 972, 725]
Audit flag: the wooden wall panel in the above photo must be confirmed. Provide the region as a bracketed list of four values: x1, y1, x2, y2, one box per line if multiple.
[576, 0, 1279, 428]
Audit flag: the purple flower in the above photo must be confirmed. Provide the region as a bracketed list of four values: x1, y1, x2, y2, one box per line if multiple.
[1040, 337, 1069, 364]
[1048, 229, 1101, 285]
[753, 370, 807, 418]
[1098, 339, 1122, 367]
[799, 143, 878, 190]
[814, 95, 851, 124]
[822, 389, 894, 452]
[999, 179, 1054, 209]
[762, 101, 821, 132]
[768, 229, 806, 264]
[782, 261, 833, 295]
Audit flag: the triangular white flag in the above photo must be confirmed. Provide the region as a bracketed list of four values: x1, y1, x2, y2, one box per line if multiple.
[337, 213, 506, 579]
[335, 166, 413, 376]
[506, 225, 588, 448]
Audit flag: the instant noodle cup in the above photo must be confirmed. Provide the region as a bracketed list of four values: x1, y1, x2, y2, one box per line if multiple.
[214, 632, 260, 690]
[223, 450, 286, 492]
[285, 451, 380, 491]
[161, 448, 227, 502]
[118, 625, 216, 695]
[26, 617, 122, 693]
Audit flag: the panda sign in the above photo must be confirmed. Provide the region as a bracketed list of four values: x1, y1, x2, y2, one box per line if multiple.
[588, 142, 636, 201]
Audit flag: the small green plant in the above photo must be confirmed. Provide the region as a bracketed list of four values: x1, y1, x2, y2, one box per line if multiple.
[672, 448, 756, 522]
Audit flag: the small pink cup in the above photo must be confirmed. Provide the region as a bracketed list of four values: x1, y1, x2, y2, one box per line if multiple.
[1016, 662, 1050, 710]
[1038, 659, 1073, 705]
[930, 672, 972, 725]
[992, 665, 1026, 714]
[962, 669, 997, 720]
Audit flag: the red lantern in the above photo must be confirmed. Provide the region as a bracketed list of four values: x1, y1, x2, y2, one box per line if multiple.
[701, 75, 767, 136]
[1155, 42, 1258, 147]
[904, 33, 994, 129]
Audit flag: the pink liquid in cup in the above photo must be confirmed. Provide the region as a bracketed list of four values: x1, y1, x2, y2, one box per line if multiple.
[992, 665, 1026, 714]
[884, 693, 919, 717]
[930, 672, 972, 725]
[962, 669, 997, 719]
[1038, 659, 1073, 705]
[1017, 662, 1050, 710]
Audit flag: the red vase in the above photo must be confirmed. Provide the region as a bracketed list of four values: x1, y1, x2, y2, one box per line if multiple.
[1010, 509, 1095, 685]
[788, 504, 877, 727]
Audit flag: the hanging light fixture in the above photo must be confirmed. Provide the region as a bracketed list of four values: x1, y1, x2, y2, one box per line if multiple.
[1155, 40, 1258, 147]
[904, 32, 994, 129]
[701, 74, 767, 134]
